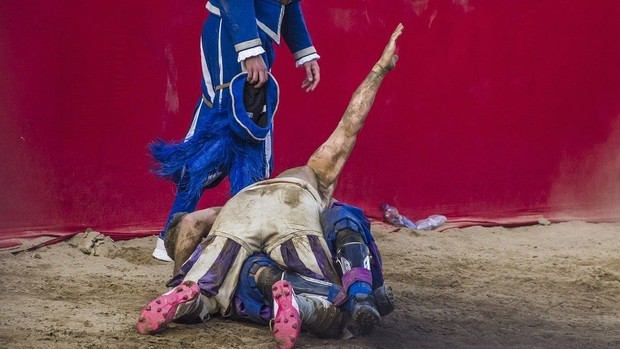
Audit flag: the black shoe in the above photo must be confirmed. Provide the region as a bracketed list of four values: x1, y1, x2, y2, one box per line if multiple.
[350, 294, 381, 334]
[373, 284, 395, 317]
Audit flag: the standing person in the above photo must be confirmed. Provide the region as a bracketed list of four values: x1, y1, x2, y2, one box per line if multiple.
[137, 24, 404, 349]
[150, 0, 322, 261]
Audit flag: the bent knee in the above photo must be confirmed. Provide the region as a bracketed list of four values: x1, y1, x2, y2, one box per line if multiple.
[180, 213, 200, 230]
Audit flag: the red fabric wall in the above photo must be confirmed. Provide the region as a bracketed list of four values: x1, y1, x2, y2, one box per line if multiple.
[1, 1, 619, 247]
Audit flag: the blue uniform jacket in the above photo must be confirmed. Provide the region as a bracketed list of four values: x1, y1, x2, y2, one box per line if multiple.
[206, 0, 317, 62]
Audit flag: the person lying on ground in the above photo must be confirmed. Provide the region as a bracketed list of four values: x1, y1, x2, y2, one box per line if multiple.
[163, 200, 396, 338]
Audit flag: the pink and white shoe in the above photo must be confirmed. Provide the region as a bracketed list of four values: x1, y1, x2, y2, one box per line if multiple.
[136, 280, 200, 335]
[272, 280, 302, 349]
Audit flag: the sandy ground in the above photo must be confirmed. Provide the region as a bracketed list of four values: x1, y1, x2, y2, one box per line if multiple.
[0, 221, 619, 349]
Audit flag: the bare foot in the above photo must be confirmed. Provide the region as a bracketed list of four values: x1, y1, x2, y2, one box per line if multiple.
[375, 23, 404, 74]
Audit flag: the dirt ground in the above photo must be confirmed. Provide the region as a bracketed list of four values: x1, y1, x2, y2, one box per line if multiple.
[1, 221, 619, 349]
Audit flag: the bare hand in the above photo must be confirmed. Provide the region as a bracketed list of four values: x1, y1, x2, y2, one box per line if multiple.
[301, 60, 320, 92]
[244, 55, 268, 88]
[376, 23, 404, 73]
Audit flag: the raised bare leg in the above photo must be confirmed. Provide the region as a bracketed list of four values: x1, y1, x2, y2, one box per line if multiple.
[305, 24, 404, 201]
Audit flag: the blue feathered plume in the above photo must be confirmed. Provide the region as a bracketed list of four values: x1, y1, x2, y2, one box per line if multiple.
[149, 107, 269, 197]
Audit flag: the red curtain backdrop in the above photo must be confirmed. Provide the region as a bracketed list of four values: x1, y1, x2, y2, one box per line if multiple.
[2, 1, 619, 249]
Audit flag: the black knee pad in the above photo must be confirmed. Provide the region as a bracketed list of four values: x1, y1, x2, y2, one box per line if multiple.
[254, 263, 284, 300]
[335, 229, 371, 275]
[335, 228, 365, 246]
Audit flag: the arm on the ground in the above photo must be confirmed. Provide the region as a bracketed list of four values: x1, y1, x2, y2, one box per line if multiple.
[306, 23, 403, 199]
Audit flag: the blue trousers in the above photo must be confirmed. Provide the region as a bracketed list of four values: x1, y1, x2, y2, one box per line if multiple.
[155, 14, 277, 239]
